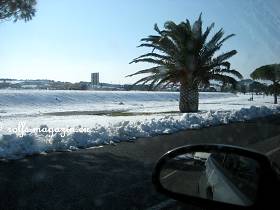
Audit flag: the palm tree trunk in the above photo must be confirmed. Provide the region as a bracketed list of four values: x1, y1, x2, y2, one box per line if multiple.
[274, 93, 277, 104]
[273, 82, 278, 104]
[179, 83, 199, 113]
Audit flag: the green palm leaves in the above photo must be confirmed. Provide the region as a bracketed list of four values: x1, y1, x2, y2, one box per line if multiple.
[0, 0, 37, 22]
[128, 14, 242, 89]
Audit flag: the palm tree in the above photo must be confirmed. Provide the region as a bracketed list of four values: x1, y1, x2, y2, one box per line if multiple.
[127, 14, 243, 113]
[251, 64, 280, 104]
[0, 0, 37, 22]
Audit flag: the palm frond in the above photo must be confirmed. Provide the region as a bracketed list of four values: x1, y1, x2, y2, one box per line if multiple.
[153, 77, 172, 89]
[192, 13, 202, 39]
[210, 61, 231, 69]
[154, 23, 164, 36]
[215, 69, 243, 79]
[140, 35, 162, 42]
[131, 74, 161, 86]
[210, 74, 238, 87]
[217, 34, 235, 46]
[201, 23, 214, 44]
[163, 21, 191, 51]
[213, 50, 237, 63]
[131, 53, 171, 62]
[129, 14, 240, 92]
[205, 28, 224, 48]
[126, 67, 160, 77]
[137, 43, 157, 49]
[129, 58, 167, 65]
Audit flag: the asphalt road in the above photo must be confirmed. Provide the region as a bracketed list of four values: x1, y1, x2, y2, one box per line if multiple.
[0, 114, 280, 210]
[160, 167, 203, 197]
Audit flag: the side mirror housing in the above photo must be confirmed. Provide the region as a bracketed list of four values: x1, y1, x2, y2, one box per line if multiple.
[152, 144, 280, 210]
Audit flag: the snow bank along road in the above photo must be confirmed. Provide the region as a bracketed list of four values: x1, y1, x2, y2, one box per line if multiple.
[0, 114, 279, 210]
[0, 90, 279, 159]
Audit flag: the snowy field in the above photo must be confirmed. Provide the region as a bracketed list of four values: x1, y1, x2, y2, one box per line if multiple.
[0, 89, 279, 159]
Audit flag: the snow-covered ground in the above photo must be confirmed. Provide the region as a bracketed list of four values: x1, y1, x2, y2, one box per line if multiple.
[0, 89, 279, 159]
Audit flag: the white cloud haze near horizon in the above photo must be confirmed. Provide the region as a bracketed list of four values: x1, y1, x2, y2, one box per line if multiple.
[0, 0, 279, 84]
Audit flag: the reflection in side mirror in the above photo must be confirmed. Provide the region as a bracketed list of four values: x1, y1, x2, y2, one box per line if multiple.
[152, 144, 278, 210]
[159, 151, 260, 206]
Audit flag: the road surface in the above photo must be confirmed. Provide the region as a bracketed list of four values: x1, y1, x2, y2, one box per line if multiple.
[0, 114, 280, 210]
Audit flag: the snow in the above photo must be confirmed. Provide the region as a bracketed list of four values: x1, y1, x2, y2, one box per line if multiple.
[0, 90, 279, 159]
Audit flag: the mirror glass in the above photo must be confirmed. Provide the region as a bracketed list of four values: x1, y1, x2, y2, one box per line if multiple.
[159, 151, 260, 206]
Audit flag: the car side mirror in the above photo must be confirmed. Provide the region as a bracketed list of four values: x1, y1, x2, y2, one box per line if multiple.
[152, 144, 280, 210]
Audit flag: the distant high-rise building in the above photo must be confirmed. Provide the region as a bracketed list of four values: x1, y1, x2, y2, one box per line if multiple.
[91, 73, 99, 86]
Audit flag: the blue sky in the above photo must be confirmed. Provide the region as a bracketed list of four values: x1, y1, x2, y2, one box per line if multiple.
[0, 0, 279, 84]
